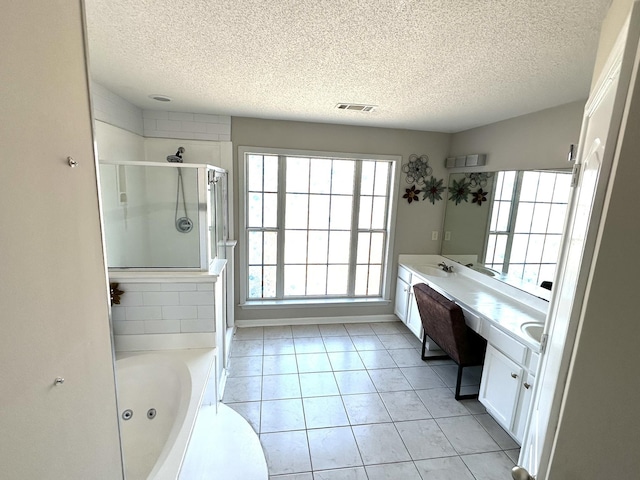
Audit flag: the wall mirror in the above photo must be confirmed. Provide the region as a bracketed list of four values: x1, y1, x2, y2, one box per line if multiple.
[440, 169, 572, 299]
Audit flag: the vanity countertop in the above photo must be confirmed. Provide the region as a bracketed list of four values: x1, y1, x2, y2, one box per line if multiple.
[399, 254, 546, 352]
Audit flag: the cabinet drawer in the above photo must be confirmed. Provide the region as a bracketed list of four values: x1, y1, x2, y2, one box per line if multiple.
[398, 265, 412, 284]
[488, 325, 527, 364]
[461, 307, 482, 334]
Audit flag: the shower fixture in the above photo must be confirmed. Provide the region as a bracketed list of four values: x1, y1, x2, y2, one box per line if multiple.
[167, 147, 185, 163]
[167, 147, 193, 233]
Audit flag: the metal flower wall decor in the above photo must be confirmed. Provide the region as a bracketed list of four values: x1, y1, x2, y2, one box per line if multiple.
[449, 178, 471, 205]
[422, 176, 446, 204]
[401, 154, 447, 205]
[472, 188, 488, 206]
[465, 172, 493, 189]
[402, 154, 432, 186]
[403, 185, 421, 203]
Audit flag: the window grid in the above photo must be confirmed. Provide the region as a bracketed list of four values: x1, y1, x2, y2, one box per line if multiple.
[245, 153, 393, 301]
[283, 157, 356, 298]
[355, 161, 389, 296]
[485, 170, 570, 287]
[246, 154, 280, 299]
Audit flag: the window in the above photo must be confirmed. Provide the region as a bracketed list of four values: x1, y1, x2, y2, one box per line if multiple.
[485, 170, 571, 287]
[239, 147, 398, 304]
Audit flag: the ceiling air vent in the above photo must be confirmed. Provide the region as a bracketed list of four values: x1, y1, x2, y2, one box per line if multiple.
[336, 103, 376, 112]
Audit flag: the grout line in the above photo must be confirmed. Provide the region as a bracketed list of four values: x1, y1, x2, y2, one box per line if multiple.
[229, 321, 518, 478]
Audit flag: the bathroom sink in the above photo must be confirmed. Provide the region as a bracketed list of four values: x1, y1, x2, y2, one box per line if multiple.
[470, 265, 498, 277]
[414, 265, 451, 277]
[521, 322, 544, 343]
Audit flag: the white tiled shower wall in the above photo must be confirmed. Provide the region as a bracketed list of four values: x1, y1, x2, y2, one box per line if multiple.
[143, 110, 231, 141]
[111, 282, 216, 335]
[91, 81, 231, 141]
[91, 81, 144, 135]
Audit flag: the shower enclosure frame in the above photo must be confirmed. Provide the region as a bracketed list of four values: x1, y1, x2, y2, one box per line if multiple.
[99, 160, 228, 272]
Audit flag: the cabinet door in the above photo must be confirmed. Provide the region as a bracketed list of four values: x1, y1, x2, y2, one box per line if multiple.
[394, 276, 410, 322]
[479, 345, 523, 431]
[405, 287, 424, 339]
[514, 372, 535, 443]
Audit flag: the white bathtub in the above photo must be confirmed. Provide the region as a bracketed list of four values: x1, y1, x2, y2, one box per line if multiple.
[115, 349, 216, 480]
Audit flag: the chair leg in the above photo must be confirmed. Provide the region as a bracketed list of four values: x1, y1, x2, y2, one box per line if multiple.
[454, 364, 480, 401]
[421, 331, 448, 361]
[421, 330, 427, 359]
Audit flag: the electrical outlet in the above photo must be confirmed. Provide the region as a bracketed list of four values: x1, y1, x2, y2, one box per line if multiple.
[431, 231, 438, 241]
[445, 231, 451, 241]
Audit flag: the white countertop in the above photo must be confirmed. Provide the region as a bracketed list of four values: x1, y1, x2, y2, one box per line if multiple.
[108, 259, 227, 283]
[399, 255, 546, 352]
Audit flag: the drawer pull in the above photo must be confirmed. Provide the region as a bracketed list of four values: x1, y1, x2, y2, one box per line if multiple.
[524, 382, 532, 389]
[511, 372, 518, 379]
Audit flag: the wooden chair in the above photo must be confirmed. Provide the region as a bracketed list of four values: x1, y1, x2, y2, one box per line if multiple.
[413, 283, 487, 400]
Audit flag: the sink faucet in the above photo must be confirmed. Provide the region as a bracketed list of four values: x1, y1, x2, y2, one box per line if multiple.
[438, 262, 454, 273]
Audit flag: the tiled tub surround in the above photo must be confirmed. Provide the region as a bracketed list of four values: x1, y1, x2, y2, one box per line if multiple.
[223, 322, 519, 480]
[108, 266, 228, 353]
[111, 281, 217, 336]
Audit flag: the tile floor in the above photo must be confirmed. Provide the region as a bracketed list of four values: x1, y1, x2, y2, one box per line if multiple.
[222, 321, 519, 480]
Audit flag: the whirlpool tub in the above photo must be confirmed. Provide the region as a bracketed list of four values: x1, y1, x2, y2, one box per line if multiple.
[115, 349, 216, 480]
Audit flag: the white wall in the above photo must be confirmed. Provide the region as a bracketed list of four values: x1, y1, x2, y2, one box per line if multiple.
[0, 1, 122, 477]
[95, 122, 151, 266]
[94, 115, 233, 269]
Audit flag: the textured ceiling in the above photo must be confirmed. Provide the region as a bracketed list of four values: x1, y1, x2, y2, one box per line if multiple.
[85, 0, 611, 133]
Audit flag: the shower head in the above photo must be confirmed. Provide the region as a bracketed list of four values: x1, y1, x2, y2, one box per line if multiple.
[167, 147, 185, 163]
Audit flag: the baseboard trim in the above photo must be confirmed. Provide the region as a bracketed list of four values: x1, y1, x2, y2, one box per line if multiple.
[235, 314, 400, 328]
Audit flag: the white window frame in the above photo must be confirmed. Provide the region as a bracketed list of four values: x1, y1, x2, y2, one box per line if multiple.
[238, 146, 400, 308]
[484, 170, 571, 286]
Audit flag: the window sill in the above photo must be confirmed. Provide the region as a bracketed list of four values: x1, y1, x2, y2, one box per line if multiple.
[239, 297, 391, 309]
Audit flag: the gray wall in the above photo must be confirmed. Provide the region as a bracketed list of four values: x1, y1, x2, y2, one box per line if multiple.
[449, 101, 585, 171]
[231, 118, 451, 322]
[231, 106, 584, 323]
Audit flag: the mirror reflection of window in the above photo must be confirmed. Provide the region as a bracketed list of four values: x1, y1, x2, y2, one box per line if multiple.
[485, 170, 571, 287]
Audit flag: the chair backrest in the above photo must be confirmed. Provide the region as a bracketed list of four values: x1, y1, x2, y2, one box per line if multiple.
[413, 283, 484, 366]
